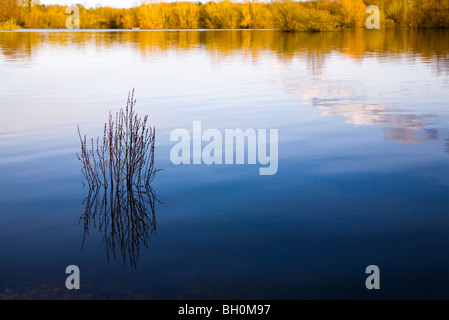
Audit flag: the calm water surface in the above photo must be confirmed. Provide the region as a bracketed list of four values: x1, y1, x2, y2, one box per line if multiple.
[0, 29, 448, 299]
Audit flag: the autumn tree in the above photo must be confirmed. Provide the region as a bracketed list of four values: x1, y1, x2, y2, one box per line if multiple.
[338, 0, 366, 27]
[0, 0, 20, 23]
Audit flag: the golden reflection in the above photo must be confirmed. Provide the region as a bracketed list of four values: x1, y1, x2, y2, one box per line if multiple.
[1, 29, 448, 73]
[1, 29, 447, 152]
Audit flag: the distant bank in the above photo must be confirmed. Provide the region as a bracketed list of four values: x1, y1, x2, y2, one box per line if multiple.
[1, 0, 449, 32]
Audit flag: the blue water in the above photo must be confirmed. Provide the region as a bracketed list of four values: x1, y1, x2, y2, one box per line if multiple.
[0, 30, 448, 299]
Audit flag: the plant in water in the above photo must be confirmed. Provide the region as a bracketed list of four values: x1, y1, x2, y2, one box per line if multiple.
[77, 89, 160, 268]
[77, 89, 158, 189]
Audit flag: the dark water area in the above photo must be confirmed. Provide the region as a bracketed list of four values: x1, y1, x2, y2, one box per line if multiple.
[0, 29, 448, 299]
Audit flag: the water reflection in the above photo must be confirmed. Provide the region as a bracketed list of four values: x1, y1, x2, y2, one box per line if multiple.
[0, 29, 448, 299]
[80, 180, 157, 268]
[1, 29, 447, 154]
[315, 100, 437, 145]
[445, 137, 449, 155]
[1, 29, 448, 74]
[278, 66, 447, 150]
[77, 90, 160, 268]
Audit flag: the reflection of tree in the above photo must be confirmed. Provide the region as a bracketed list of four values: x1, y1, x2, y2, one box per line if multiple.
[1, 29, 448, 74]
[77, 90, 160, 268]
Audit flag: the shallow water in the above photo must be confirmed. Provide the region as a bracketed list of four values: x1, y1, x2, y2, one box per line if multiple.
[0, 29, 448, 299]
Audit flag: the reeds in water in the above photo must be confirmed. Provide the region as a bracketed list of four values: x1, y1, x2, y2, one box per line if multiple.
[77, 89, 160, 268]
[77, 89, 158, 190]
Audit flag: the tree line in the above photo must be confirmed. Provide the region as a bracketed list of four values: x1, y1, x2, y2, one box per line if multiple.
[1, 0, 448, 31]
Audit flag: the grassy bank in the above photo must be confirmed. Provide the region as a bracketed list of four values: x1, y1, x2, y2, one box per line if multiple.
[1, 0, 449, 31]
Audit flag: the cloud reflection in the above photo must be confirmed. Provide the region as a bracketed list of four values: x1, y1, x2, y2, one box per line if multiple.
[316, 100, 437, 145]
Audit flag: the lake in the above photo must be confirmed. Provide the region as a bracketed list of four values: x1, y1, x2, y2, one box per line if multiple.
[0, 29, 448, 299]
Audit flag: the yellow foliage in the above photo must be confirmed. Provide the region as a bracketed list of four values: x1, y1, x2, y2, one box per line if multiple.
[0, 18, 20, 30]
[240, 2, 274, 29]
[272, 0, 339, 32]
[172, 2, 200, 29]
[0, 0, 20, 24]
[338, 0, 366, 28]
[0, 0, 448, 31]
